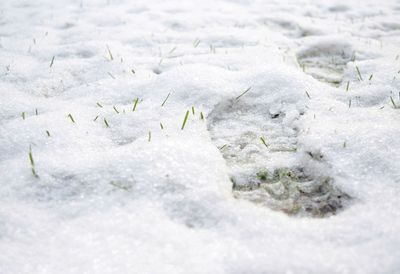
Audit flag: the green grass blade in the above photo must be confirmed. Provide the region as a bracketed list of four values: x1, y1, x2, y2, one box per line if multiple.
[161, 93, 170, 107]
[132, 98, 139, 112]
[28, 150, 34, 166]
[104, 118, 110, 127]
[181, 110, 189, 130]
[106, 44, 113, 61]
[356, 66, 363, 81]
[50, 56, 55, 68]
[107, 72, 115, 79]
[390, 96, 397, 108]
[218, 144, 227, 150]
[260, 137, 268, 148]
[68, 114, 75, 123]
[236, 87, 252, 100]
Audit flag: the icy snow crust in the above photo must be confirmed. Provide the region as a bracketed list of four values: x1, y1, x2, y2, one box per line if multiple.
[1, 0, 400, 273]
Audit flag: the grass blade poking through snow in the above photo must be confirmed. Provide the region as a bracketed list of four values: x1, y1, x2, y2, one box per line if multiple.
[46, 130, 50, 137]
[160, 122, 164, 129]
[192, 106, 195, 115]
[29, 147, 39, 178]
[67, 114, 75, 123]
[132, 98, 139, 112]
[218, 144, 227, 150]
[161, 93, 170, 107]
[260, 137, 268, 148]
[29, 148, 34, 166]
[236, 87, 252, 101]
[346, 81, 350, 91]
[169, 46, 177, 54]
[104, 118, 110, 128]
[31, 167, 39, 178]
[148, 131, 151, 142]
[106, 44, 113, 61]
[200, 112, 204, 120]
[107, 72, 116, 79]
[390, 96, 398, 109]
[193, 38, 201, 48]
[96, 102, 103, 108]
[50, 56, 55, 68]
[110, 181, 130, 191]
[356, 66, 363, 81]
[181, 110, 189, 130]
[113, 105, 119, 113]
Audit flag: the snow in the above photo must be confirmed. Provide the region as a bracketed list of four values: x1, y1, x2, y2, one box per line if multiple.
[1, 0, 400, 273]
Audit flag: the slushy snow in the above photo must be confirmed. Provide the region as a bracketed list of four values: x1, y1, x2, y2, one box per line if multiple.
[1, 0, 400, 273]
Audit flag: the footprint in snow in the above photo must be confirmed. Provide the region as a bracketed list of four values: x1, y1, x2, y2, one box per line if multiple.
[207, 95, 351, 217]
[296, 38, 354, 86]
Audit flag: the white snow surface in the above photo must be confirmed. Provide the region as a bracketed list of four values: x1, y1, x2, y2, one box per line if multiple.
[1, 0, 400, 273]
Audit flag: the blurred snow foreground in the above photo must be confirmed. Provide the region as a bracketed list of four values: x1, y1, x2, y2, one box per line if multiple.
[1, 0, 400, 273]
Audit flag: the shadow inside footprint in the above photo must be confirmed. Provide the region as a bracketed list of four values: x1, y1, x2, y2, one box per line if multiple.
[296, 38, 354, 85]
[232, 168, 351, 217]
[207, 98, 351, 217]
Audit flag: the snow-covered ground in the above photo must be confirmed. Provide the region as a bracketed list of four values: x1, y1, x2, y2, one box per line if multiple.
[1, 0, 400, 273]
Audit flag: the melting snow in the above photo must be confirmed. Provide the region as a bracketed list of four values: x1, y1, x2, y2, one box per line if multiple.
[1, 0, 400, 273]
